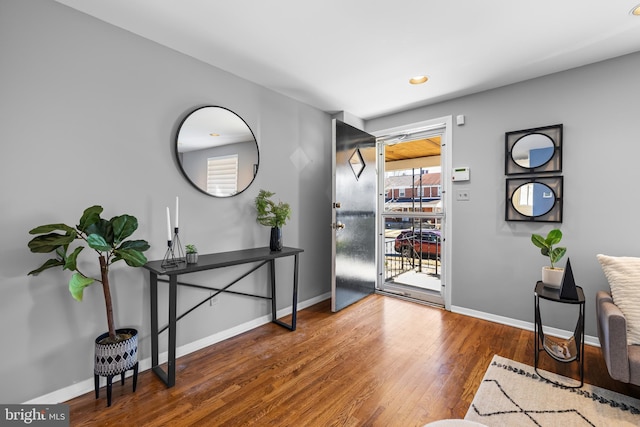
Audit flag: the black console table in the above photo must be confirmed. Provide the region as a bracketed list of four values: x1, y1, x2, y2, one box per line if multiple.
[143, 246, 303, 387]
[534, 281, 585, 388]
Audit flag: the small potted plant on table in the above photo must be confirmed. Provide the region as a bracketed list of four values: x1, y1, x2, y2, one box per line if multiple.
[185, 244, 198, 264]
[531, 228, 566, 288]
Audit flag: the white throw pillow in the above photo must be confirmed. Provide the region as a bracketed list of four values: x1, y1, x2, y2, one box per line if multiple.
[597, 254, 640, 345]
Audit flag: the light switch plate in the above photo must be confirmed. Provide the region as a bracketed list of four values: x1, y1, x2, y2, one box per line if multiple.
[456, 189, 470, 201]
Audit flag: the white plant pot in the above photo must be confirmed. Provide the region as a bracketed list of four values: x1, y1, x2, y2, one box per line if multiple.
[542, 267, 565, 289]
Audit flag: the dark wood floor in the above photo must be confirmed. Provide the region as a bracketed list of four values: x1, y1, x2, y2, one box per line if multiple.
[66, 294, 640, 426]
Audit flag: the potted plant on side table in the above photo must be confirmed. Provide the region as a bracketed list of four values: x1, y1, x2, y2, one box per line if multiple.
[255, 189, 291, 251]
[531, 228, 567, 288]
[27, 205, 150, 406]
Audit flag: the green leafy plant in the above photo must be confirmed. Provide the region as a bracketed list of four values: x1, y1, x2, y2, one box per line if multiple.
[255, 189, 291, 228]
[27, 205, 150, 343]
[531, 228, 566, 269]
[185, 244, 197, 254]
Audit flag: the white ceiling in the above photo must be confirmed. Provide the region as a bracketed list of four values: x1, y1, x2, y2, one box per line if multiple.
[55, 0, 640, 120]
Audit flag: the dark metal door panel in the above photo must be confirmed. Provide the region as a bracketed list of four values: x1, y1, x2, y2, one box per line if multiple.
[331, 120, 377, 312]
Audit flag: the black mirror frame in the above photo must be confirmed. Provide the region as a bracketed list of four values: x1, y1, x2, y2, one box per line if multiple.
[175, 106, 259, 198]
[505, 124, 562, 175]
[505, 176, 563, 222]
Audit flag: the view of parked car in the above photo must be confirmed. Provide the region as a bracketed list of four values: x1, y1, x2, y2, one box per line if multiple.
[394, 229, 441, 259]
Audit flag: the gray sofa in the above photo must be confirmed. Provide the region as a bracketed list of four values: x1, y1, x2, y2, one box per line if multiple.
[596, 290, 640, 385]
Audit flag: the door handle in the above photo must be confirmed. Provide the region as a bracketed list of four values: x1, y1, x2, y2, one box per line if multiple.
[331, 222, 345, 229]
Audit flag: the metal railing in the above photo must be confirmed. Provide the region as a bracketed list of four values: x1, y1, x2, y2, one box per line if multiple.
[384, 237, 440, 281]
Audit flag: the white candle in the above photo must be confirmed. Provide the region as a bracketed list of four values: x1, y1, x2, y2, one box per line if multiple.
[175, 196, 179, 229]
[166, 207, 172, 241]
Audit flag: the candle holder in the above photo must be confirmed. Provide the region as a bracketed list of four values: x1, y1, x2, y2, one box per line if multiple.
[172, 227, 185, 262]
[161, 240, 182, 269]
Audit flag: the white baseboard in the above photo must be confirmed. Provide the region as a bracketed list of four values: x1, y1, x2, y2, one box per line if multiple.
[451, 305, 600, 347]
[25, 292, 332, 404]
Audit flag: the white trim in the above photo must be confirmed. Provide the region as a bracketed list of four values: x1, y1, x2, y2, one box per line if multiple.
[25, 292, 331, 404]
[451, 305, 600, 347]
[441, 116, 453, 311]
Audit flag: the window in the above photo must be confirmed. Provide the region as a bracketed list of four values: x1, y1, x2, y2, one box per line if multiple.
[207, 154, 238, 196]
[421, 233, 438, 243]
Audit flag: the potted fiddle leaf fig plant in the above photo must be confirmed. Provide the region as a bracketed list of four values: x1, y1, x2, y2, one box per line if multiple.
[27, 205, 150, 406]
[255, 189, 291, 251]
[531, 228, 566, 288]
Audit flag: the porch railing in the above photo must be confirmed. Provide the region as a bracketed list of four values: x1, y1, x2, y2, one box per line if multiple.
[384, 237, 440, 281]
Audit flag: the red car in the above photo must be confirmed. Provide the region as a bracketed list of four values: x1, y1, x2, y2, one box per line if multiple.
[394, 229, 441, 259]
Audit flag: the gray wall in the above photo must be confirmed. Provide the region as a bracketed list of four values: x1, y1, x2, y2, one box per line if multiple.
[367, 50, 640, 338]
[0, 0, 331, 403]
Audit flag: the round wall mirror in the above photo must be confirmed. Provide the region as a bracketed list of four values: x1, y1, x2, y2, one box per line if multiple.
[511, 182, 556, 217]
[511, 133, 554, 168]
[176, 106, 259, 197]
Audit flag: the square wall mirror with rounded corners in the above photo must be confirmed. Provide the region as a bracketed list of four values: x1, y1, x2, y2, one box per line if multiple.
[505, 124, 562, 175]
[505, 176, 563, 222]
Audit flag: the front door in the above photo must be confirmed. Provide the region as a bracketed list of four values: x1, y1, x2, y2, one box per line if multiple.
[331, 120, 377, 312]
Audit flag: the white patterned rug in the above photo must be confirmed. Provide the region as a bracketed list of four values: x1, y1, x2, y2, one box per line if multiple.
[465, 355, 640, 426]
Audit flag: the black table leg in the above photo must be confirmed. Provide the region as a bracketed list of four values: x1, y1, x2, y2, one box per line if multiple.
[150, 272, 159, 374]
[167, 275, 177, 387]
[291, 253, 299, 331]
[534, 294, 540, 370]
[150, 272, 177, 387]
[270, 259, 277, 323]
[271, 255, 298, 331]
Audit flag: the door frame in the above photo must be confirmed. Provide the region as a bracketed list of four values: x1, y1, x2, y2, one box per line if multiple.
[371, 116, 453, 310]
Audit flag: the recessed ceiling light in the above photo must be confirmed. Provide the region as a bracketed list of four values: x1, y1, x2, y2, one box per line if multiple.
[631, 4, 640, 15]
[209, 133, 220, 137]
[409, 75, 428, 85]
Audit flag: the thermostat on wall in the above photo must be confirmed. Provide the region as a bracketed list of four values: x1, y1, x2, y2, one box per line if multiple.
[452, 167, 470, 182]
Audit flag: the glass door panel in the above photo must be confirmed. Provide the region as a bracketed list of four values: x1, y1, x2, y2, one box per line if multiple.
[379, 136, 444, 306]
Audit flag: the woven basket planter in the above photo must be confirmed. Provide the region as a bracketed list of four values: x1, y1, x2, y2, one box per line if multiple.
[94, 328, 138, 376]
[94, 328, 138, 406]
